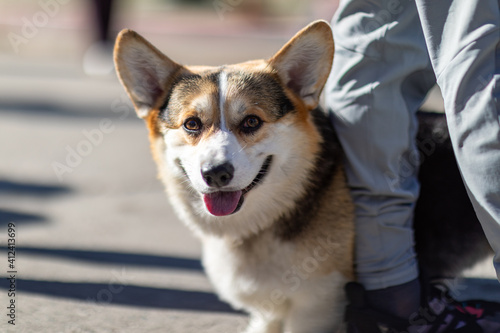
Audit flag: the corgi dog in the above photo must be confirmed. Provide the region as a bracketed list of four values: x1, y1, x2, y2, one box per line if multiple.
[114, 20, 490, 333]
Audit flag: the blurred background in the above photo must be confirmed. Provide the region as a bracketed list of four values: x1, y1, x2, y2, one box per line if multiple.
[0, 1, 494, 333]
[0, 1, 339, 332]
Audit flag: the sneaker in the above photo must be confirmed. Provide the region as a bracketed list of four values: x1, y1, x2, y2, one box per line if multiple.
[83, 41, 114, 76]
[344, 281, 500, 333]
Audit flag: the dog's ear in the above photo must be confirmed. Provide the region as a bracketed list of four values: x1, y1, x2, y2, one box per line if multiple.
[268, 20, 334, 110]
[114, 29, 182, 119]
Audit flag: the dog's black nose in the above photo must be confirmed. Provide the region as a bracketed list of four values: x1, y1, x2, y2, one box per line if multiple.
[201, 162, 234, 188]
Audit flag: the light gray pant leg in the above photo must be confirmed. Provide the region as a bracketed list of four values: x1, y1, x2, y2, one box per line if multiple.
[325, 0, 435, 290]
[416, 0, 500, 280]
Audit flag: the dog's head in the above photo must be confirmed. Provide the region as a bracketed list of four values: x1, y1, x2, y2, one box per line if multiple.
[114, 21, 334, 237]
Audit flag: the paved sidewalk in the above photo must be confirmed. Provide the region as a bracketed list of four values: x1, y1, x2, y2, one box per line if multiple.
[0, 6, 291, 331]
[0, 65, 248, 333]
[0, 2, 498, 333]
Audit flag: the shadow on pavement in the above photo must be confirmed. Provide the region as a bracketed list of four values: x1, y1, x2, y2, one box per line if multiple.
[0, 208, 47, 226]
[17, 247, 204, 271]
[0, 180, 72, 197]
[0, 279, 242, 314]
[0, 100, 138, 121]
[0, 179, 72, 225]
[449, 278, 500, 303]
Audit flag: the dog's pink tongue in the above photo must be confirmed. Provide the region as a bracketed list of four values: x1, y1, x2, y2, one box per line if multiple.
[203, 191, 242, 216]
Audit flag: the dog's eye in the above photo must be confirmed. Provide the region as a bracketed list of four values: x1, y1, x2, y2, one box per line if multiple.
[241, 115, 262, 134]
[183, 117, 203, 133]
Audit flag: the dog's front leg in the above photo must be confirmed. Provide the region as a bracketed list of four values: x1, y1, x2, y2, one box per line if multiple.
[242, 313, 283, 333]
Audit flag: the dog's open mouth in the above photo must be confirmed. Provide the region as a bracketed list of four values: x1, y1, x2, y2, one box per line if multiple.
[203, 155, 273, 217]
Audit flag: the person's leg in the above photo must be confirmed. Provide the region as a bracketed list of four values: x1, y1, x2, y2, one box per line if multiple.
[325, 0, 435, 318]
[415, 0, 500, 280]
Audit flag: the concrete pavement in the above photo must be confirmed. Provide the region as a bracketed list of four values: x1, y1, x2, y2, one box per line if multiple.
[0, 5, 293, 330]
[0, 64, 249, 332]
[0, 3, 498, 333]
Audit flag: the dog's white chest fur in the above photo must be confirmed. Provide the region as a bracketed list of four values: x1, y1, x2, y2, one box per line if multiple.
[202, 233, 348, 333]
[202, 233, 296, 303]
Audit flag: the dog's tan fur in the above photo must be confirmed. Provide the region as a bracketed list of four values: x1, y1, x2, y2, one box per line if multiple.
[115, 20, 354, 333]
